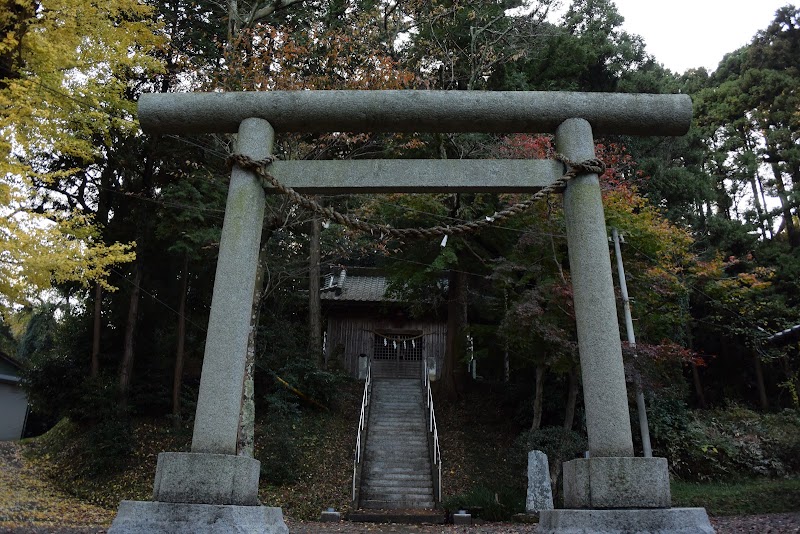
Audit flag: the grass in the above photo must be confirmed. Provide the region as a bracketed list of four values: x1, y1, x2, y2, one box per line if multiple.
[672, 478, 800, 516]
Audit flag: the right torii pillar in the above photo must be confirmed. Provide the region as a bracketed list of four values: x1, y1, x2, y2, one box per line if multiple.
[538, 118, 714, 533]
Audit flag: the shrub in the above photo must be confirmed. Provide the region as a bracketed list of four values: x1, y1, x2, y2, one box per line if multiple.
[649, 399, 800, 481]
[513, 426, 587, 505]
[256, 407, 301, 485]
[442, 485, 525, 521]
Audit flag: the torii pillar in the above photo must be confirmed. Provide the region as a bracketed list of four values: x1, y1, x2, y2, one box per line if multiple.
[109, 90, 714, 534]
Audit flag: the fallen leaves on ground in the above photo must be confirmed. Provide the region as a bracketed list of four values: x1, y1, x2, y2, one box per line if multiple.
[0, 441, 114, 530]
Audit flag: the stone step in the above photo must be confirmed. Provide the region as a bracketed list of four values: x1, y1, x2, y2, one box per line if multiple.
[363, 482, 433, 490]
[364, 465, 430, 472]
[360, 499, 436, 510]
[365, 445, 429, 458]
[371, 414, 422, 417]
[364, 464, 431, 477]
[361, 494, 435, 503]
[371, 410, 422, 414]
[365, 457, 430, 465]
[370, 405, 422, 411]
[366, 472, 431, 482]
[363, 482, 433, 491]
[368, 433, 427, 439]
[367, 440, 427, 447]
[365, 466, 431, 474]
[365, 457, 430, 463]
[367, 445, 428, 452]
[369, 426, 426, 434]
[348, 510, 445, 524]
[369, 421, 425, 425]
[365, 454, 429, 460]
[358, 378, 434, 512]
[362, 490, 434, 498]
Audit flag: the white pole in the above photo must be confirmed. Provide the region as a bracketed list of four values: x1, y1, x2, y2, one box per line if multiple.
[612, 228, 653, 458]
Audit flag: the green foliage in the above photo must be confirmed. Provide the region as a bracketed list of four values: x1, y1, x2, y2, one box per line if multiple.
[672, 478, 800, 516]
[441, 485, 525, 521]
[34, 405, 132, 477]
[513, 426, 587, 472]
[650, 401, 800, 481]
[256, 358, 350, 485]
[19, 309, 85, 421]
[256, 406, 302, 485]
[272, 357, 347, 409]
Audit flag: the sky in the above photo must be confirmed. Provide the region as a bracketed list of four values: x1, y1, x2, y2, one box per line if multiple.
[610, 0, 789, 73]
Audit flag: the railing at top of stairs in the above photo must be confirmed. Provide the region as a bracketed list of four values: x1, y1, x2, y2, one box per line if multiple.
[352, 360, 372, 506]
[422, 360, 442, 504]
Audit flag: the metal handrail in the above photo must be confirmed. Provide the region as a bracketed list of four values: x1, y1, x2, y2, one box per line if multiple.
[352, 361, 372, 504]
[422, 360, 442, 503]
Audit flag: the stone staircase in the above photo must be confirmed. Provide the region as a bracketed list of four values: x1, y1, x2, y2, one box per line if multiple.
[359, 378, 435, 510]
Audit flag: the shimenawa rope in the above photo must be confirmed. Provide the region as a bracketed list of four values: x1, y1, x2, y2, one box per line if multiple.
[226, 153, 605, 240]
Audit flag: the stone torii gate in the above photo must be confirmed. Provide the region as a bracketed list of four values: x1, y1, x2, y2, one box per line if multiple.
[109, 91, 714, 534]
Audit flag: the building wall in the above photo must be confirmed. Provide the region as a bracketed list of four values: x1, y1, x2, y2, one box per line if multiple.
[0, 359, 18, 375]
[0, 381, 28, 441]
[325, 314, 446, 379]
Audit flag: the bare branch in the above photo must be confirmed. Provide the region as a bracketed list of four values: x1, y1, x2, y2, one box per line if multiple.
[248, 0, 305, 28]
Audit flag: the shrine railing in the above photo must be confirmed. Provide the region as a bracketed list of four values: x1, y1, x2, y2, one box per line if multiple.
[351, 360, 372, 506]
[422, 360, 442, 504]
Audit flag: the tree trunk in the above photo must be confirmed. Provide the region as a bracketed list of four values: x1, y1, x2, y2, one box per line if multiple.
[769, 158, 799, 248]
[172, 253, 189, 425]
[91, 283, 102, 378]
[531, 364, 545, 431]
[691, 360, 707, 409]
[749, 176, 769, 240]
[757, 172, 773, 236]
[780, 354, 800, 409]
[503, 289, 510, 383]
[309, 209, 322, 365]
[442, 268, 467, 399]
[753, 352, 769, 411]
[563, 366, 578, 430]
[740, 132, 769, 238]
[91, 165, 111, 380]
[118, 263, 143, 403]
[503, 345, 510, 383]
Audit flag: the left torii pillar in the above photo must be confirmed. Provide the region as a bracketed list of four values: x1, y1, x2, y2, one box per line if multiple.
[108, 118, 289, 533]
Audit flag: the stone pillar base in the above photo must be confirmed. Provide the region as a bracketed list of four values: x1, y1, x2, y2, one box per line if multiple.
[564, 456, 670, 508]
[108, 501, 288, 534]
[539, 508, 715, 534]
[153, 452, 260, 505]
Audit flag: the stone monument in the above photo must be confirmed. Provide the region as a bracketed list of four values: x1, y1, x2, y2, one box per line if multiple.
[526, 450, 554, 515]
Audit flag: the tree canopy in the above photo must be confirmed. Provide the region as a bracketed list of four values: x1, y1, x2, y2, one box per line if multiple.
[3, 0, 800, 457]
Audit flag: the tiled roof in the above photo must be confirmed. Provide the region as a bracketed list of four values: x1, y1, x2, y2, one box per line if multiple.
[320, 275, 399, 303]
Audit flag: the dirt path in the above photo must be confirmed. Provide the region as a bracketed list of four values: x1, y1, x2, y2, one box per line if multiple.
[2, 441, 799, 533]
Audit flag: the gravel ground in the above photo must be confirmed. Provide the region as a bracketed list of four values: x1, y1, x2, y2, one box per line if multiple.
[286, 514, 800, 533]
[2, 513, 800, 533]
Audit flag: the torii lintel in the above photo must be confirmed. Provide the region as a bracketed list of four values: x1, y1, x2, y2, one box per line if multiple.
[137, 90, 692, 136]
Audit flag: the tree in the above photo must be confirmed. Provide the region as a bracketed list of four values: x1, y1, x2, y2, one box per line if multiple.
[0, 0, 163, 374]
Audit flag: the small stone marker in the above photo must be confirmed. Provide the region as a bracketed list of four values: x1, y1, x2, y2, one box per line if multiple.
[526, 450, 554, 515]
[453, 510, 472, 526]
[320, 508, 341, 522]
